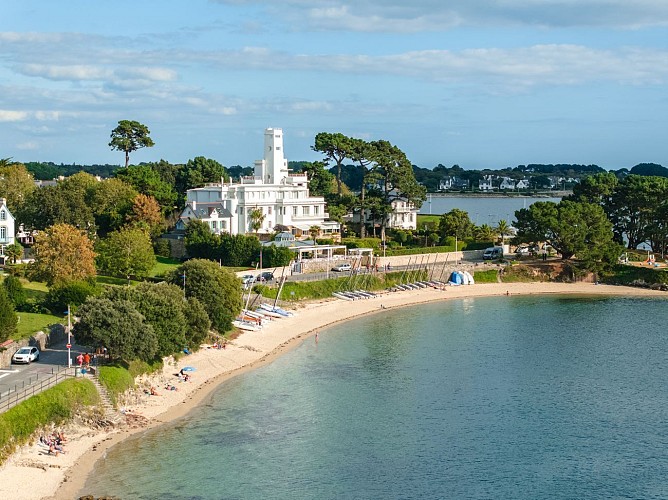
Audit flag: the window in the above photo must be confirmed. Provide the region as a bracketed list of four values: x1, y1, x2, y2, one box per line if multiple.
[302, 206, 310, 216]
[293, 206, 298, 216]
[211, 221, 217, 230]
[0, 210, 5, 221]
[0, 227, 5, 240]
[314, 206, 319, 215]
[268, 207, 272, 215]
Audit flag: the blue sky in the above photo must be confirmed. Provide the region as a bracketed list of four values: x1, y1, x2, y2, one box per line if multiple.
[2, 0, 668, 170]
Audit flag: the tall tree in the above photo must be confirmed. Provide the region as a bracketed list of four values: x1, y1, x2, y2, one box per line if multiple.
[167, 259, 243, 333]
[299, 161, 335, 198]
[96, 227, 156, 279]
[313, 132, 351, 196]
[248, 207, 265, 235]
[90, 177, 138, 236]
[495, 219, 511, 246]
[109, 120, 155, 167]
[514, 200, 620, 268]
[30, 223, 97, 286]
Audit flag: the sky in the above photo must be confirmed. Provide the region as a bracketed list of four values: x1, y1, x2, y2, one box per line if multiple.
[2, 0, 668, 171]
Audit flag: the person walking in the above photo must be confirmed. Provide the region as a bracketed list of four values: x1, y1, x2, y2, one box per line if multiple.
[76, 353, 84, 368]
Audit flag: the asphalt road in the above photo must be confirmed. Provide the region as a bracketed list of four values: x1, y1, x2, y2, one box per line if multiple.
[0, 338, 88, 399]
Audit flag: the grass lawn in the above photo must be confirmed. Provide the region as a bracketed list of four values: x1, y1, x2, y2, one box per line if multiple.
[417, 214, 440, 226]
[149, 256, 182, 277]
[16, 312, 64, 339]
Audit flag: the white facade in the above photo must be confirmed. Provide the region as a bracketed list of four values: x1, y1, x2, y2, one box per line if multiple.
[0, 198, 16, 257]
[184, 128, 339, 236]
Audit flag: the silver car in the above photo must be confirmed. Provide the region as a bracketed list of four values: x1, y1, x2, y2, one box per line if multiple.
[12, 346, 40, 364]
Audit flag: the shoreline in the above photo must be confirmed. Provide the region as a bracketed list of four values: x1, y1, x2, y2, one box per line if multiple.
[0, 282, 664, 500]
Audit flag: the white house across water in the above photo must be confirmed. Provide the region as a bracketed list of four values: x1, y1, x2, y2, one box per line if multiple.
[179, 128, 339, 237]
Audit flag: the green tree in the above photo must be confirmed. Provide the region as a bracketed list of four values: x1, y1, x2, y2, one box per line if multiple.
[90, 177, 138, 236]
[299, 161, 335, 197]
[2, 275, 26, 310]
[96, 227, 156, 279]
[184, 219, 219, 260]
[248, 207, 265, 235]
[0, 287, 18, 342]
[114, 164, 178, 213]
[74, 297, 158, 361]
[17, 180, 96, 233]
[30, 223, 97, 286]
[218, 233, 262, 267]
[313, 132, 352, 196]
[261, 245, 295, 268]
[495, 219, 511, 245]
[176, 157, 228, 196]
[104, 283, 188, 357]
[567, 172, 618, 205]
[607, 175, 668, 249]
[439, 209, 474, 242]
[184, 296, 211, 347]
[167, 259, 243, 333]
[0, 162, 35, 210]
[475, 224, 497, 243]
[4, 241, 23, 264]
[308, 225, 321, 244]
[514, 200, 620, 269]
[109, 120, 155, 168]
[44, 281, 100, 314]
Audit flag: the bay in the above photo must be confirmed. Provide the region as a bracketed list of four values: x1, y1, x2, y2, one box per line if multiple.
[420, 195, 562, 224]
[84, 295, 668, 499]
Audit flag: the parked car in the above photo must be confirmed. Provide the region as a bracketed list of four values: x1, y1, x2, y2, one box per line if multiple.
[331, 263, 352, 272]
[483, 247, 504, 260]
[514, 245, 530, 255]
[241, 274, 255, 284]
[12, 346, 40, 364]
[255, 271, 275, 282]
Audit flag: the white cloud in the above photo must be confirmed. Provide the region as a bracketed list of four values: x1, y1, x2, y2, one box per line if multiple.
[0, 110, 28, 122]
[16, 141, 39, 150]
[212, 0, 668, 31]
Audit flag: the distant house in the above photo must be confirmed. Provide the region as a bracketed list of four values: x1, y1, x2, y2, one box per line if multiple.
[516, 179, 530, 190]
[479, 175, 495, 192]
[439, 176, 469, 191]
[499, 177, 515, 190]
[0, 198, 16, 262]
[175, 201, 234, 235]
[349, 190, 418, 230]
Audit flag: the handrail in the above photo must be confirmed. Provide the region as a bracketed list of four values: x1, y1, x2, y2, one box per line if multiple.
[0, 365, 76, 413]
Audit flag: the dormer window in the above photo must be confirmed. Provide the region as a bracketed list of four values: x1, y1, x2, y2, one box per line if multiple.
[0, 210, 5, 221]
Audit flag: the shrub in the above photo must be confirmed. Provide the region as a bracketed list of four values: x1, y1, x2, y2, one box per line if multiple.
[2, 275, 26, 309]
[153, 238, 172, 258]
[44, 280, 101, 314]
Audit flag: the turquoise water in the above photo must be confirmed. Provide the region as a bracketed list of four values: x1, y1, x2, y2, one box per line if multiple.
[84, 296, 668, 499]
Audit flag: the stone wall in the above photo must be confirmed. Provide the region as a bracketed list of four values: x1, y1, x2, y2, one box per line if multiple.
[0, 324, 67, 369]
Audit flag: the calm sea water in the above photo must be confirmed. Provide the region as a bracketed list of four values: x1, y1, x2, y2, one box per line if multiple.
[84, 296, 668, 499]
[421, 195, 562, 223]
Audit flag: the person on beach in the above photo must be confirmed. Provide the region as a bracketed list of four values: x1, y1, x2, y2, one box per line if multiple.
[315, 332, 319, 344]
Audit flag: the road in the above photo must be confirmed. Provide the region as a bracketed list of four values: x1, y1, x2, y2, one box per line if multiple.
[0, 338, 88, 399]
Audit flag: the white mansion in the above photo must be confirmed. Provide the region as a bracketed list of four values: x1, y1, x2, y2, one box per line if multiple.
[178, 128, 339, 237]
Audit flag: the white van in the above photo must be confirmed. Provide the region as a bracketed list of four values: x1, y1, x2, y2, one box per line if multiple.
[483, 247, 504, 260]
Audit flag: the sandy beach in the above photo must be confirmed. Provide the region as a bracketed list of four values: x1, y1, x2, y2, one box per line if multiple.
[0, 282, 664, 500]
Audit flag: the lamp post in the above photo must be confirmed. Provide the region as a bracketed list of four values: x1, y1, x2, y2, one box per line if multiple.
[67, 304, 72, 368]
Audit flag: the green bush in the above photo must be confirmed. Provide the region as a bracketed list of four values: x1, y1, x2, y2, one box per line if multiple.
[2, 275, 26, 309]
[153, 238, 172, 258]
[473, 269, 499, 283]
[44, 280, 101, 314]
[98, 364, 137, 405]
[342, 237, 382, 250]
[0, 378, 99, 464]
